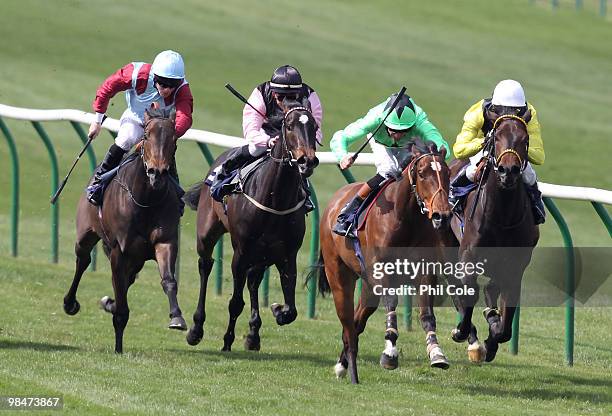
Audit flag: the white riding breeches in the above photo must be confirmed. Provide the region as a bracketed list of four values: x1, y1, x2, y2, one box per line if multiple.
[114, 110, 145, 151]
[370, 140, 407, 179]
[465, 149, 537, 186]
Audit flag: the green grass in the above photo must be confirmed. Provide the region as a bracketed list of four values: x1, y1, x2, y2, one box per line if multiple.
[0, 1, 611, 414]
[0, 256, 611, 415]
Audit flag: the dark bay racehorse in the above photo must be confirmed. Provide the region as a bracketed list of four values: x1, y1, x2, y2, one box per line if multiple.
[63, 108, 186, 353]
[317, 142, 453, 384]
[449, 111, 539, 363]
[183, 98, 319, 352]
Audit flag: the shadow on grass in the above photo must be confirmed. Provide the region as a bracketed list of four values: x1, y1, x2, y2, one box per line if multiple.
[459, 383, 611, 404]
[0, 339, 80, 352]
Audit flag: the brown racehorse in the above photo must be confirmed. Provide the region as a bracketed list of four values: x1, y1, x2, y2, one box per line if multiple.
[448, 111, 540, 363]
[63, 108, 186, 353]
[183, 98, 319, 352]
[317, 141, 453, 384]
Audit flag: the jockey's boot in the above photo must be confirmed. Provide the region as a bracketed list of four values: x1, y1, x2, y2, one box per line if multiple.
[215, 145, 256, 183]
[302, 178, 315, 213]
[332, 196, 364, 238]
[448, 167, 473, 213]
[87, 144, 126, 206]
[168, 161, 185, 216]
[524, 182, 546, 225]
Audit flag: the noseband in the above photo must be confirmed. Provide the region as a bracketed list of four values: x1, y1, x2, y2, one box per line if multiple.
[269, 106, 314, 166]
[487, 114, 528, 173]
[405, 152, 446, 219]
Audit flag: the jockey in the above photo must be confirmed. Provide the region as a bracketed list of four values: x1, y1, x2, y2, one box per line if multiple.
[330, 93, 450, 238]
[86, 50, 194, 206]
[211, 65, 323, 210]
[450, 79, 546, 224]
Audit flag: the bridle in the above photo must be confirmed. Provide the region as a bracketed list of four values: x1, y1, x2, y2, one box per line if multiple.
[486, 114, 529, 174]
[112, 115, 174, 209]
[268, 106, 315, 167]
[405, 152, 447, 219]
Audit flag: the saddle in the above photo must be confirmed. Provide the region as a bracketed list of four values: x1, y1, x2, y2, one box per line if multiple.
[87, 152, 184, 213]
[86, 153, 139, 205]
[207, 156, 269, 202]
[352, 178, 395, 233]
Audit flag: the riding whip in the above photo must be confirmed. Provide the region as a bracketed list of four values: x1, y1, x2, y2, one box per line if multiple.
[349, 86, 407, 164]
[50, 115, 107, 204]
[224, 83, 267, 119]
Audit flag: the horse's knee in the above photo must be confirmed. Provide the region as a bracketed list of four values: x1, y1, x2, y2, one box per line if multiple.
[112, 309, 130, 329]
[161, 275, 178, 294]
[419, 313, 436, 333]
[228, 297, 245, 315]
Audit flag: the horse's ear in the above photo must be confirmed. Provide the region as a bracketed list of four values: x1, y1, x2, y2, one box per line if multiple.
[169, 108, 176, 123]
[301, 96, 311, 109]
[144, 108, 152, 123]
[439, 145, 447, 160]
[522, 109, 532, 124]
[410, 142, 422, 157]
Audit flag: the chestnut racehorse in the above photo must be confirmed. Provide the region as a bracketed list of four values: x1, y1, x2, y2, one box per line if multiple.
[317, 142, 453, 384]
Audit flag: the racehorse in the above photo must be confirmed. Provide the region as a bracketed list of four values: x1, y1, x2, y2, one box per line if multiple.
[183, 98, 319, 352]
[63, 108, 186, 353]
[316, 141, 453, 384]
[449, 110, 539, 363]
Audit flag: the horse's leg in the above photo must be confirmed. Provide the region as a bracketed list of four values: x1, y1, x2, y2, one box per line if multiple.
[109, 249, 130, 354]
[484, 278, 520, 362]
[245, 265, 266, 351]
[187, 216, 224, 346]
[64, 228, 100, 315]
[451, 272, 480, 343]
[326, 258, 359, 384]
[379, 293, 400, 370]
[221, 254, 248, 352]
[154, 242, 186, 330]
[271, 257, 298, 326]
[418, 274, 450, 369]
[344, 288, 378, 372]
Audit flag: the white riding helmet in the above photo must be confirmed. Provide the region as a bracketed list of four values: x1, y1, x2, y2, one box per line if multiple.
[151, 50, 185, 79]
[491, 79, 526, 107]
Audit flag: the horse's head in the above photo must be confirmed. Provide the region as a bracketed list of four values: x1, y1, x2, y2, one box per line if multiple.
[142, 108, 177, 189]
[484, 108, 531, 190]
[406, 141, 451, 229]
[275, 97, 319, 177]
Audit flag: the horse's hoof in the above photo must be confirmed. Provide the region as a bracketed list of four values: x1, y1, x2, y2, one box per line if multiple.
[63, 300, 80, 316]
[334, 362, 347, 379]
[186, 328, 203, 346]
[451, 328, 469, 343]
[429, 346, 450, 369]
[379, 352, 399, 370]
[244, 335, 261, 351]
[99, 296, 114, 313]
[468, 342, 486, 364]
[168, 316, 187, 331]
[221, 345, 232, 352]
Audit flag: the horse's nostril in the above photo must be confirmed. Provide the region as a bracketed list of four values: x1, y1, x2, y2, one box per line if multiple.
[312, 157, 320, 167]
[297, 156, 307, 165]
[431, 212, 441, 221]
[147, 168, 156, 176]
[498, 165, 506, 174]
[511, 165, 520, 175]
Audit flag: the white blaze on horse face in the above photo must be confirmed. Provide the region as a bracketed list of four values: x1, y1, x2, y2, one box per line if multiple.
[299, 114, 308, 124]
[430, 161, 442, 171]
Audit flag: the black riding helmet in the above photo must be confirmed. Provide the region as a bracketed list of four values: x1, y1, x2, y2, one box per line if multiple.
[269, 65, 302, 93]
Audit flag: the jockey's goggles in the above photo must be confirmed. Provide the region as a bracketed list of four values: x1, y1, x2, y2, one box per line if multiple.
[154, 75, 182, 89]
